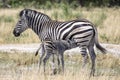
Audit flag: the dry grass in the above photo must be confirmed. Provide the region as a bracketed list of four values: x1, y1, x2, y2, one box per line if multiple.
[0, 8, 120, 80]
[0, 9, 39, 44]
[0, 8, 120, 44]
[0, 51, 120, 80]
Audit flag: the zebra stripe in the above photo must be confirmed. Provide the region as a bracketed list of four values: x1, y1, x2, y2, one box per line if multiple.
[40, 39, 77, 73]
[13, 9, 107, 76]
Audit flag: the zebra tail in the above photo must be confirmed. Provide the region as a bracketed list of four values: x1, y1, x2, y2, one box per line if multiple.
[35, 50, 39, 56]
[35, 46, 41, 56]
[94, 27, 107, 54]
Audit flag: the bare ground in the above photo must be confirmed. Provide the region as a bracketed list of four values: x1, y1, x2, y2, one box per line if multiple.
[0, 43, 120, 80]
[0, 43, 120, 57]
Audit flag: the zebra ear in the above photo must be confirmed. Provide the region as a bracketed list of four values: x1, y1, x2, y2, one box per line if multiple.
[19, 9, 28, 17]
[24, 9, 28, 17]
[19, 10, 24, 17]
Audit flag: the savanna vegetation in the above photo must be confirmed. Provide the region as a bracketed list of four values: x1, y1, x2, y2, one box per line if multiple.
[0, 7, 120, 44]
[0, 0, 120, 8]
[0, 51, 120, 80]
[0, 1, 120, 80]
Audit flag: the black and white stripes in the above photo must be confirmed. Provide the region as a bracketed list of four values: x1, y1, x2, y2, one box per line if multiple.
[13, 9, 107, 76]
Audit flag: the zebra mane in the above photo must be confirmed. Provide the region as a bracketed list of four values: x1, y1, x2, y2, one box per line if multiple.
[19, 9, 51, 20]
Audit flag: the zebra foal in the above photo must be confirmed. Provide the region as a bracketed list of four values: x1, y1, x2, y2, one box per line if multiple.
[13, 9, 107, 76]
[35, 39, 77, 74]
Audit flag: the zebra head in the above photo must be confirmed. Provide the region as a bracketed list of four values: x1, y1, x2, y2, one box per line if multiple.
[13, 9, 29, 37]
[13, 9, 51, 37]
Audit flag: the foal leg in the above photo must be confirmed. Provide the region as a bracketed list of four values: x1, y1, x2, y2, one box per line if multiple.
[52, 53, 57, 75]
[59, 52, 64, 73]
[55, 51, 64, 74]
[38, 44, 45, 70]
[43, 52, 52, 73]
[52, 51, 61, 74]
[57, 53, 61, 73]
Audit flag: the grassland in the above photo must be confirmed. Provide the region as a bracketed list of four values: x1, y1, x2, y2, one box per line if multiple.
[0, 51, 120, 80]
[0, 7, 120, 44]
[0, 7, 120, 80]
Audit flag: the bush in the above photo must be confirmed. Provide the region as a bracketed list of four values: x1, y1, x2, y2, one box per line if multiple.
[1, 0, 119, 8]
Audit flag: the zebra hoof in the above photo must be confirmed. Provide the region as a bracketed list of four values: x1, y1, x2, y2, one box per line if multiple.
[50, 68, 57, 75]
[53, 68, 57, 75]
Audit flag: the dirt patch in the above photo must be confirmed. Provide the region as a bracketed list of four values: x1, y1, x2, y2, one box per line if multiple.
[0, 43, 120, 56]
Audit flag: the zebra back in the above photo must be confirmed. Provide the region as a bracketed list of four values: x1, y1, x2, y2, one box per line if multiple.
[13, 9, 106, 54]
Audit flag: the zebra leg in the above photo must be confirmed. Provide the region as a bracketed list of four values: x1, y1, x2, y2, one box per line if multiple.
[52, 53, 57, 75]
[38, 44, 45, 70]
[57, 53, 61, 73]
[56, 51, 64, 74]
[80, 47, 88, 68]
[60, 52, 64, 73]
[52, 51, 61, 75]
[38, 51, 45, 70]
[88, 46, 96, 76]
[43, 52, 52, 73]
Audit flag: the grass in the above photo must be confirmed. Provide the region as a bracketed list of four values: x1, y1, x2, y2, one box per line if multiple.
[0, 7, 120, 44]
[0, 51, 120, 80]
[0, 7, 120, 80]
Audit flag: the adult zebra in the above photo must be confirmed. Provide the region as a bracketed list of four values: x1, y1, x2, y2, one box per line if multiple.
[13, 9, 107, 76]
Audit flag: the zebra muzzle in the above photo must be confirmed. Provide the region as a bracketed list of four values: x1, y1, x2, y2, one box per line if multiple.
[13, 29, 20, 37]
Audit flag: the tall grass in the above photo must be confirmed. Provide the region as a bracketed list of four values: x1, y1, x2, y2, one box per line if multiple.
[0, 8, 120, 44]
[0, 52, 120, 80]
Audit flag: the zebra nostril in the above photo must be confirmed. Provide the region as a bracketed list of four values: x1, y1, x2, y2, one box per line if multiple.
[13, 29, 20, 37]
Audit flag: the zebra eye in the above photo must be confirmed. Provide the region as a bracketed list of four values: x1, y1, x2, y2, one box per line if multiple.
[19, 20, 21, 23]
[21, 18, 24, 21]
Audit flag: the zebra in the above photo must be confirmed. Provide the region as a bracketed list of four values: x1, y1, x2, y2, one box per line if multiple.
[13, 9, 107, 76]
[35, 39, 77, 74]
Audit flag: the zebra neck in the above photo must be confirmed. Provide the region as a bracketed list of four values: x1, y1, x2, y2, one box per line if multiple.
[27, 16, 50, 36]
[29, 21, 43, 37]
